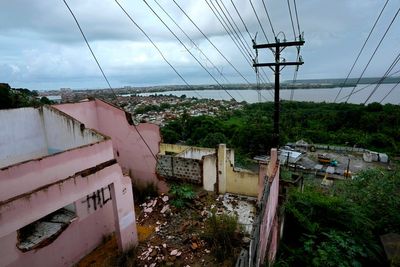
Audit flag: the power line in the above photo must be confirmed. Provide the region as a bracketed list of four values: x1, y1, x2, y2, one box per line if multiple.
[288, 0, 302, 101]
[63, 0, 168, 172]
[286, 0, 296, 40]
[142, 0, 237, 101]
[337, 68, 400, 102]
[151, 0, 246, 101]
[230, 0, 253, 41]
[334, 0, 390, 102]
[213, 0, 273, 87]
[227, 0, 273, 87]
[218, 0, 254, 57]
[203, 0, 271, 86]
[248, 0, 270, 43]
[293, 0, 301, 37]
[261, 0, 277, 39]
[379, 80, 400, 103]
[62, 0, 115, 98]
[208, 0, 273, 86]
[345, 6, 399, 103]
[172, 0, 252, 85]
[363, 52, 400, 104]
[206, 0, 253, 64]
[114, 0, 203, 99]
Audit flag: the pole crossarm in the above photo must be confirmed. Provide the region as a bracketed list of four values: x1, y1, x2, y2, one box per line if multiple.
[253, 40, 305, 49]
[253, 62, 304, 67]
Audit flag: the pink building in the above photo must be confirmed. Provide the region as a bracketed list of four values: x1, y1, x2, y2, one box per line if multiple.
[54, 99, 164, 191]
[0, 106, 137, 266]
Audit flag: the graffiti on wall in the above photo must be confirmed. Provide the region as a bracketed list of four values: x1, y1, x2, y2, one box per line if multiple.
[82, 185, 112, 211]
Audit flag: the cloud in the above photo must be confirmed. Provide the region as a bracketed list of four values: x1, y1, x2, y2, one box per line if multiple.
[0, 0, 399, 90]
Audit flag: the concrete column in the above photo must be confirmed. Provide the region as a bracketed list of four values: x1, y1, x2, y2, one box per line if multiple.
[110, 176, 138, 250]
[217, 144, 227, 194]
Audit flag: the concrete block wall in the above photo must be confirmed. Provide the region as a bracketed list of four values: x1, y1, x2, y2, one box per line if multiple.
[156, 155, 173, 177]
[172, 157, 202, 184]
[156, 155, 202, 184]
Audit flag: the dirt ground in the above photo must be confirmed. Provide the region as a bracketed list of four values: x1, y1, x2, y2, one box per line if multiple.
[77, 188, 252, 267]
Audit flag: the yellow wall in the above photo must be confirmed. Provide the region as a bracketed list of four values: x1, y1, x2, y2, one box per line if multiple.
[160, 143, 259, 197]
[159, 143, 191, 155]
[226, 165, 259, 197]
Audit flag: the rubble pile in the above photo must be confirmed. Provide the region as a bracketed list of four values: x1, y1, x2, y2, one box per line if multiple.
[135, 191, 255, 267]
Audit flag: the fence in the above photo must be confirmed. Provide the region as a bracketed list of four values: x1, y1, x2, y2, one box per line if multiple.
[236, 149, 280, 267]
[287, 142, 367, 153]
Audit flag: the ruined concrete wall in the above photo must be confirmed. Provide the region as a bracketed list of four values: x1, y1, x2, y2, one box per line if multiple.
[177, 147, 216, 160]
[55, 100, 162, 189]
[258, 149, 280, 265]
[156, 155, 173, 177]
[53, 101, 99, 130]
[0, 163, 137, 267]
[159, 143, 191, 155]
[1, 196, 114, 267]
[217, 144, 227, 194]
[42, 106, 104, 154]
[226, 165, 259, 197]
[157, 155, 202, 184]
[258, 163, 268, 201]
[0, 139, 114, 201]
[0, 108, 47, 168]
[0, 106, 104, 169]
[203, 154, 217, 191]
[217, 145, 258, 197]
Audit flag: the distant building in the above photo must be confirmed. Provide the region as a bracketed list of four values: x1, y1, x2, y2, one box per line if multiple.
[0, 105, 137, 266]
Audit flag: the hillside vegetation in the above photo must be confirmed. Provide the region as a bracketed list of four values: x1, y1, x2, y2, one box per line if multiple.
[0, 83, 51, 109]
[161, 101, 400, 156]
[276, 169, 400, 266]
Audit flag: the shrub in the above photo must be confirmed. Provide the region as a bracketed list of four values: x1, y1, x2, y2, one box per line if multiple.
[202, 211, 242, 262]
[169, 183, 195, 208]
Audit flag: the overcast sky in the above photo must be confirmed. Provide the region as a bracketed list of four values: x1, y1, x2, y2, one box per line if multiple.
[0, 0, 399, 90]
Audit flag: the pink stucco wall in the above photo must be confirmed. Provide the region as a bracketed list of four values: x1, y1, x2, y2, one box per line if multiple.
[0, 132, 137, 266]
[54, 99, 163, 190]
[257, 148, 280, 265]
[0, 139, 114, 201]
[0, 160, 137, 266]
[1, 202, 114, 267]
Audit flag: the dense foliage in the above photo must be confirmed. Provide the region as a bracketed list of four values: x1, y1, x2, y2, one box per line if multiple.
[161, 101, 400, 156]
[0, 83, 51, 109]
[276, 169, 400, 267]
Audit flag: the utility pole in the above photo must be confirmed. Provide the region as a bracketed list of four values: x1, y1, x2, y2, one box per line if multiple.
[253, 37, 305, 147]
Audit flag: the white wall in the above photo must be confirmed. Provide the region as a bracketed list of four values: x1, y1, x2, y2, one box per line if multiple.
[0, 108, 47, 168]
[203, 154, 217, 191]
[177, 147, 215, 160]
[42, 107, 103, 154]
[0, 107, 104, 169]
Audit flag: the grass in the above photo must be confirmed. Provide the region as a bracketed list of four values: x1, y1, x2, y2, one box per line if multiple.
[202, 210, 243, 262]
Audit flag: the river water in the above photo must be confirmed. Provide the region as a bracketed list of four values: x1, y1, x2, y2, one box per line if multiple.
[138, 83, 399, 104]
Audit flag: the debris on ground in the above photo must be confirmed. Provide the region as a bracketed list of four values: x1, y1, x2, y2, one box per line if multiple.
[77, 189, 255, 267]
[135, 190, 254, 267]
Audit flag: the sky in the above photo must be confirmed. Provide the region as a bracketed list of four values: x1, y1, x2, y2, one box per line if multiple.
[0, 0, 399, 91]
